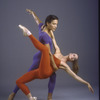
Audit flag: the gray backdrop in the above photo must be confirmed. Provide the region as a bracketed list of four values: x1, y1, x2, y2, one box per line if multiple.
[0, 0, 99, 100]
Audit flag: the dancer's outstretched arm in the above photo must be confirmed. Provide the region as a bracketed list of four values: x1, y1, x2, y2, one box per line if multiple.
[26, 9, 42, 25]
[59, 61, 94, 93]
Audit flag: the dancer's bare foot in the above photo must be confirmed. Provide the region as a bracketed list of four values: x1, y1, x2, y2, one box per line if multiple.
[8, 92, 15, 100]
[18, 24, 31, 36]
[47, 97, 52, 100]
[47, 93, 52, 100]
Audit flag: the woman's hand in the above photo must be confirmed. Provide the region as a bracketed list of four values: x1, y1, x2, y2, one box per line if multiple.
[87, 83, 94, 93]
[52, 65, 58, 71]
[50, 55, 58, 71]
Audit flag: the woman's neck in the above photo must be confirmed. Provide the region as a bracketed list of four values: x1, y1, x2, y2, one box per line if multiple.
[54, 53, 68, 63]
[65, 55, 70, 61]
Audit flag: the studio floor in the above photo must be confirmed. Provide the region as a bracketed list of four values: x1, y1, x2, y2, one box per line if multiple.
[1, 86, 99, 100]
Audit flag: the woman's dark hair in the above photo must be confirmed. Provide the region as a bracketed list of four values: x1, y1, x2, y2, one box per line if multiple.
[45, 15, 58, 26]
[72, 60, 79, 74]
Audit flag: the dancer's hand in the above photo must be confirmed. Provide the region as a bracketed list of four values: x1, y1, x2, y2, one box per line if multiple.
[26, 9, 34, 15]
[87, 83, 94, 93]
[49, 52, 58, 71]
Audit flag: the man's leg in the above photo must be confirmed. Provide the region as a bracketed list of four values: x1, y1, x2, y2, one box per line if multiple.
[48, 72, 56, 100]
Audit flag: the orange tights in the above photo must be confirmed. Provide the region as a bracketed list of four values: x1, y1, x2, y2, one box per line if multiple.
[16, 34, 60, 95]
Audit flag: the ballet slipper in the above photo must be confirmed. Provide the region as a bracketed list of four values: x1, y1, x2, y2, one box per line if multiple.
[32, 97, 37, 100]
[18, 24, 31, 36]
[30, 97, 37, 100]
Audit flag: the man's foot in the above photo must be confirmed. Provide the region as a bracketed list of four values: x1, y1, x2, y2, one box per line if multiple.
[48, 98, 52, 100]
[47, 97, 52, 100]
[18, 24, 31, 36]
[47, 93, 52, 100]
[8, 92, 15, 100]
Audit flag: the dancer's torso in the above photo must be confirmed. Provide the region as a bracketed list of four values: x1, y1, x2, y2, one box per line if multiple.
[32, 23, 53, 64]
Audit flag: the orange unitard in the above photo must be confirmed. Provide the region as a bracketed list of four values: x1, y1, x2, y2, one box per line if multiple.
[16, 34, 61, 95]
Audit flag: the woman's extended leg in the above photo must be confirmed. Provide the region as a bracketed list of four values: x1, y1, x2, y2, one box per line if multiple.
[16, 25, 53, 99]
[18, 25, 53, 75]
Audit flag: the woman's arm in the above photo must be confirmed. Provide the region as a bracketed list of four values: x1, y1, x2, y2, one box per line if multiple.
[26, 9, 42, 25]
[45, 43, 58, 71]
[59, 61, 94, 93]
[50, 31, 61, 54]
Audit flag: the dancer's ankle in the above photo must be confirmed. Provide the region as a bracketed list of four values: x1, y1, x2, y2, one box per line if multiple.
[27, 93, 32, 100]
[27, 31, 32, 36]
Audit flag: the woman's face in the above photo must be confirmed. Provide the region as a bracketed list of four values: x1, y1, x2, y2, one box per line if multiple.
[68, 53, 78, 61]
[47, 19, 58, 31]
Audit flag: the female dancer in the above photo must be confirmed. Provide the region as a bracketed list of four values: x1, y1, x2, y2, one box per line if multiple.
[16, 25, 94, 100]
[8, 10, 59, 100]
